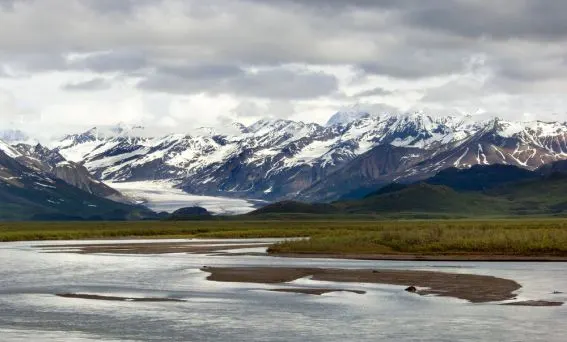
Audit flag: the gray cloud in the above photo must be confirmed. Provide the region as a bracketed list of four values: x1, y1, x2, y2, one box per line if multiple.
[70, 51, 148, 74]
[358, 50, 469, 79]
[0, 0, 27, 11]
[230, 100, 295, 119]
[0, 0, 566, 121]
[1, 0, 566, 84]
[137, 64, 245, 94]
[1, 53, 68, 73]
[158, 64, 244, 80]
[404, 1, 567, 41]
[139, 66, 338, 99]
[352, 87, 393, 98]
[228, 69, 338, 99]
[0, 65, 9, 77]
[250, 1, 567, 41]
[80, 0, 160, 14]
[62, 78, 112, 91]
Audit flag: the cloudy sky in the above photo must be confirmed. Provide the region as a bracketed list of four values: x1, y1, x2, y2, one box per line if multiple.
[1, 0, 567, 138]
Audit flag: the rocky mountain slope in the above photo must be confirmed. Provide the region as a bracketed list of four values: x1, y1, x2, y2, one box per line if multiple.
[49, 113, 567, 202]
[0, 140, 156, 220]
[250, 162, 567, 218]
[11, 143, 129, 203]
[0, 144, 155, 220]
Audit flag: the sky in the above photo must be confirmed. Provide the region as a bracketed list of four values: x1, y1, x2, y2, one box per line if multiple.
[1, 0, 567, 139]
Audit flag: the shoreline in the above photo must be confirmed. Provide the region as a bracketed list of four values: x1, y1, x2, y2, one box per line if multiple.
[29, 240, 567, 261]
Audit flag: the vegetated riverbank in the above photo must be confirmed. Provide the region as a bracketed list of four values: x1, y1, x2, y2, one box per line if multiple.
[3, 219, 567, 259]
[266, 220, 567, 259]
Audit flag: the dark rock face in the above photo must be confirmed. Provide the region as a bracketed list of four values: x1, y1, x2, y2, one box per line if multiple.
[297, 144, 427, 202]
[12, 143, 128, 203]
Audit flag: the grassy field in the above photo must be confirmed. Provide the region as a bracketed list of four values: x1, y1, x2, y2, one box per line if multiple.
[2, 219, 567, 256]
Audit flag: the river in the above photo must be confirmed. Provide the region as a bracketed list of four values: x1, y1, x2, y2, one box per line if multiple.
[1, 239, 566, 341]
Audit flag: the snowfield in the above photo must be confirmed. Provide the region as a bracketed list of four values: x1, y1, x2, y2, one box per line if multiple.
[106, 181, 260, 215]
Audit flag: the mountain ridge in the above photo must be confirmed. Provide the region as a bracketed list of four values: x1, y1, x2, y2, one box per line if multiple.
[0, 147, 155, 221]
[33, 113, 567, 202]
[249, 161, 567, 218]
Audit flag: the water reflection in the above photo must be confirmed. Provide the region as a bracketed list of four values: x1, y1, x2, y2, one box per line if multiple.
[1, 239, 565, 341]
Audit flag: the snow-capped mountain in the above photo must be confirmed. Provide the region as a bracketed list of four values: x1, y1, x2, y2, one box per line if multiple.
[0, 139, 154, 220]
[12, 143, 130, 203]
[0, 139, 20, 159]
[49, 113, 567, 202]
[326, 110, 372, 126]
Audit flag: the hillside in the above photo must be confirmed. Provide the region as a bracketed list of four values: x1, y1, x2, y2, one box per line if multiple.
[424, 164, 538, 192]
[487, 174, 567, 215]
[13, 143, 129, 202]
[249, 201, 338, 216]
[338, 183, 509, 216]
[251, 162, 567, 218]
[0, 149, 155, 221]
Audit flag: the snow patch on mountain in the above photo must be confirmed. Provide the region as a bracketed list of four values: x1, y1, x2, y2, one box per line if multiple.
[0, 139, 21, 158]
[326, 110, 371, 126]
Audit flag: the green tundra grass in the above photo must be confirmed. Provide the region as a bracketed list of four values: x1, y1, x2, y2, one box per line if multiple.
[2, 219, 567, 256]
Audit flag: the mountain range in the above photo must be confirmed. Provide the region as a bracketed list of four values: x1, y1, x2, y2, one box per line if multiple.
[4, 111, 567, 220]
[45, 112, 567, 202]
[251, 161, 567, 218]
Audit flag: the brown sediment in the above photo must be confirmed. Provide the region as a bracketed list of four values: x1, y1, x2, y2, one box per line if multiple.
[36, 242, 567, 260]
[268, 288, 366, 295]
[56, 293, 186, 302]
[38, 242, 271, 254]
[201, 267, 521, 303]
[269, 253, 567, 262]
[501, 300, 564, 307]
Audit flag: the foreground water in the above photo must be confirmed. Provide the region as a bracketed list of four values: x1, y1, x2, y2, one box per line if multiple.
[1, 239, 566, 341]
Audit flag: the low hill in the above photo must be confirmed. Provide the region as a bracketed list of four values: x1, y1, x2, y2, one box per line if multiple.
[537, 160, 567, 176]
[363, 182, 409, 198]
[425, 164, 537, 191]
[167, 207, 212, 220]
[338, 183, 509, 216]
[486, 173, 567, 215]
[338, 164, 538, 201]
[248, 201, 339, 215]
